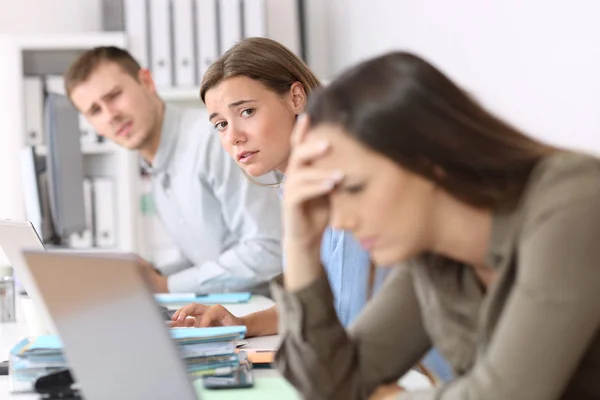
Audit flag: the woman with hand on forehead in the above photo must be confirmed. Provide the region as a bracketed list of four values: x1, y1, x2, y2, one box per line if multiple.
[275, 51, 600, 400]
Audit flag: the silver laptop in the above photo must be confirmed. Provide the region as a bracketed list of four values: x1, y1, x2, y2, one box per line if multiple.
[0, 220, 57, 334]
[22, 250, 199, 400]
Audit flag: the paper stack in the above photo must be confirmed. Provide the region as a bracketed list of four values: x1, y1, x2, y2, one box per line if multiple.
[9, 326, 247, 393]
[9, 335, 66, 393]
[171, 326, 247, 377]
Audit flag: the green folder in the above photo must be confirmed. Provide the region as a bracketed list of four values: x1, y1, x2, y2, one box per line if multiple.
[195, 377, 301, 399]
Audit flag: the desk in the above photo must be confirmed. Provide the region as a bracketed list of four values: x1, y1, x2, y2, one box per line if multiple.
[0, 296, 430, 399]
[0, 295, 280, 399]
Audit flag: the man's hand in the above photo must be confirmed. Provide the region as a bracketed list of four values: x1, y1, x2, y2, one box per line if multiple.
[137, 257, 169, 293]
[169, 303, 243, 328]
[369, 383, 404, 400]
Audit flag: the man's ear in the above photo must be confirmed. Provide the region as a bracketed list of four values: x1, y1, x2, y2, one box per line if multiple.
[289, 81, 307, 114]
[138, 68, 157, 92]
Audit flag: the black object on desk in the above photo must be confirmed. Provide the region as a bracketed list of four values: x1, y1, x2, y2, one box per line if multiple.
[0, 360, 8, 375]
[35, 369, 82, 399]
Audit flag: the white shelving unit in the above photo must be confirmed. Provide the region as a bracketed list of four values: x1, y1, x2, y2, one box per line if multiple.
[0, 32, 140, 252]
[34, 141, 121, 156]
[0, 32, 206, 257]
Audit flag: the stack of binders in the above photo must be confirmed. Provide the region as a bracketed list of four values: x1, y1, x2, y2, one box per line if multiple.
[9, 336, 67, 393]
[9, 326, 247, 393]
[171, 326, 247, 377]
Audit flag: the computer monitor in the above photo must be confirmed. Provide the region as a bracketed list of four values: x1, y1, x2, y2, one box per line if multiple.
[44, 92, 87, 243]
[19, 146, 59, 244]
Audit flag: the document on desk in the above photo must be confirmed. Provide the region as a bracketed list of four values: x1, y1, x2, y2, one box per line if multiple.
[154, 292, 252, 305]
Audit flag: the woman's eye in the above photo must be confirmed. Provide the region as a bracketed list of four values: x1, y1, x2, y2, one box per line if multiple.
[214, 121, 228, 132]
[241, 108, 255, 118]
[344, 184, 365, 194]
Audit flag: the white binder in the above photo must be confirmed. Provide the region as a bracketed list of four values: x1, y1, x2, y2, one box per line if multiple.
[69, 178, 93, 248]
[23, 77, 45, 146]
[243, 0, 267, 38]
[265, 0, 301, 56]
[92, 177, 117, 248]
[149, 0, 174, 87]
[44, 75, 65, 95]
[78, 114, 97, 144]
[124, 0, 150, 68]
[195, 0, 219, 79]
[219, 0, 243, 54]
[172, 0, 197, 86]
[303, 0, 329, 79]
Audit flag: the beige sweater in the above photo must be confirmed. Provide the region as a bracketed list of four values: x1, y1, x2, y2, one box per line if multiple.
[272, 152, 600, 400]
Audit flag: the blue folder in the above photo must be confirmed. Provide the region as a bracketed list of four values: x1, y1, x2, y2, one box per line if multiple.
[154, 292, 252, 305]
[170, 326, 246, 341]
[24, 335, 63, 351]
[23, 326, 247, 351]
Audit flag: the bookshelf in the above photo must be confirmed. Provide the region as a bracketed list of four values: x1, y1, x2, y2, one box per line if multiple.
[34, 141, 121, 156]
[0, 33, 200, 256]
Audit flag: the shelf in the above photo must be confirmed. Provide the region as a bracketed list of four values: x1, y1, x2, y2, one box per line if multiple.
[158, 86, 202, 102]
[35, 142, 119, 156]
[9, 32, 127, 51]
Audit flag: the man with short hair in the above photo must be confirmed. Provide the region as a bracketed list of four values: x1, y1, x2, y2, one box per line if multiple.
[65, 46, 283, 294]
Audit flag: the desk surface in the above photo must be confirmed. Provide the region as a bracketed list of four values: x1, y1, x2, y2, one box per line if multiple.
[0, 295, 279, 399]
[0, 295, 431, 399]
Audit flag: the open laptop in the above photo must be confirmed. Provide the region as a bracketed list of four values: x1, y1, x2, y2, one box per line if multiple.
[22, 249, 199, 400]
[0, 220, 57, 334]
[0, 219, 174, 333]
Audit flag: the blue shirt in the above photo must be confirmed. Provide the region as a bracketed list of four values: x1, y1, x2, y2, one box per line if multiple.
[320, 228, 371, 327]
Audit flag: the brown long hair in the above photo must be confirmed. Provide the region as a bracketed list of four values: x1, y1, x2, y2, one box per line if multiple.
[306, 52, 556, 211]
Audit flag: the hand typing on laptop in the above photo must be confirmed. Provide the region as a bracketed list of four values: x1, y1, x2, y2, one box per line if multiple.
[171, 303, 280, 338]
[170, 303, 243, 329]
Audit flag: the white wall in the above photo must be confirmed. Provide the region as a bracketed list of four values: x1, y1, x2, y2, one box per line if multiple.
[0, 0, 101, 34]
[326, 0, 600, 154]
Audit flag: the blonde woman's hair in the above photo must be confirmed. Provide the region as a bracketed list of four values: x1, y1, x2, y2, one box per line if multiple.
[201, 37, 321, 103]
